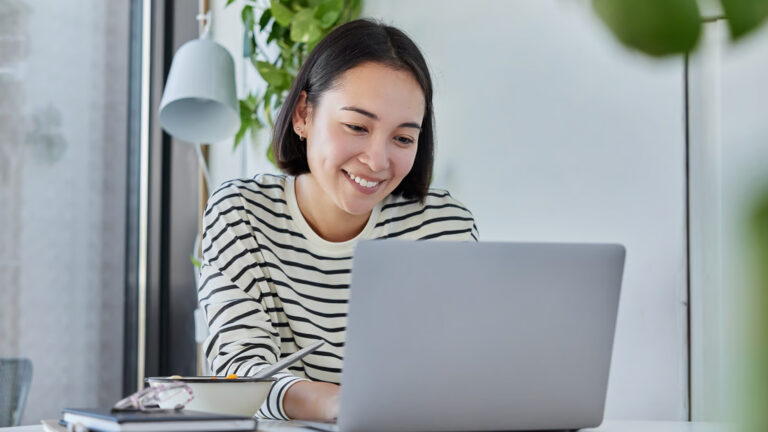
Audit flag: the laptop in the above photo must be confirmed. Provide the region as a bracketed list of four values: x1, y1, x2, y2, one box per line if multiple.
[301, 240, 625, 432]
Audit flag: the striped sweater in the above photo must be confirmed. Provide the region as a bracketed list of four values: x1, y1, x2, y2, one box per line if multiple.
[198, 174, 478, 419]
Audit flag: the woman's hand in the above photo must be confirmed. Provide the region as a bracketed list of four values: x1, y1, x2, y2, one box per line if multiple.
[283, 380, 340, 421]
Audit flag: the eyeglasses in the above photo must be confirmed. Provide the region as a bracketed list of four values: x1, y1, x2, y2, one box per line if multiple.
[111, 383, 194, 412]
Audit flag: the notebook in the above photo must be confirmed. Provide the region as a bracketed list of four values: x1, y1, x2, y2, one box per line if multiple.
[60, 408, 257, 432]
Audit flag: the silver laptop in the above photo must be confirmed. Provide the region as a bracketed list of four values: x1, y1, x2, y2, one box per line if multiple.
[301, 240, 625, 432]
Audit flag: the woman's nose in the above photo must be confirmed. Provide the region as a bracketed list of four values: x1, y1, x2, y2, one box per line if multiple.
[359, 138, 389, 172]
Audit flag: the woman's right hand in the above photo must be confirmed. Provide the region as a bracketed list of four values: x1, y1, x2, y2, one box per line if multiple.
[283, 380, 340, 421]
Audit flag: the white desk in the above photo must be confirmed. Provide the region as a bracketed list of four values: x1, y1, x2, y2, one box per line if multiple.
[258, 420, 730, 431]
[1, 419, 731, 432]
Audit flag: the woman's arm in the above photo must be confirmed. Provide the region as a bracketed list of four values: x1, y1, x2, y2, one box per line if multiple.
[200, 184, 310, 420]
[283, 381, 340, 421]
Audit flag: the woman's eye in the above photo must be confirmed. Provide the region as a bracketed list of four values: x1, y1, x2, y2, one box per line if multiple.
[395, 136, 415, 145]
[344, 124, 367, 133]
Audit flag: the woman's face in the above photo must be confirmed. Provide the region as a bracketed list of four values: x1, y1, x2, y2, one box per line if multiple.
[293, 62, 425, 216]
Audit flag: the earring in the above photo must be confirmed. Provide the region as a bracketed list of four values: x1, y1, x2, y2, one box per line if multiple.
[296, 127, 304, 141]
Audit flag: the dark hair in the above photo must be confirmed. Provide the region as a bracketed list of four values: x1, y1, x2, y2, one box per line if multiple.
[272, 19, 434, 201]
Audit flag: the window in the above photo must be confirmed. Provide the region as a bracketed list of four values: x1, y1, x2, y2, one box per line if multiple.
[0, 0, 130, 423]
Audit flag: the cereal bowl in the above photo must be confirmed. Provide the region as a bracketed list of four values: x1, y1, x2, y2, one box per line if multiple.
[146, 375, 276, 417]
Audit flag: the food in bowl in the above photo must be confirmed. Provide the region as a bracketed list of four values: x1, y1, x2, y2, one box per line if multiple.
[146, 375, 276, 417]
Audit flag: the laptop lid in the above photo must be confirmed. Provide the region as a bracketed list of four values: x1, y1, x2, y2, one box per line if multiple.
[337, 240, 625, 432]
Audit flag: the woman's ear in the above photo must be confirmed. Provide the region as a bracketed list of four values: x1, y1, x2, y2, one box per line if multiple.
[292, 91, 312, 137]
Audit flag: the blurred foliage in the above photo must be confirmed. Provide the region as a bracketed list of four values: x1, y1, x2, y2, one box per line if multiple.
[593, 0, 768, 56]
[227, 0, 362, 163]
[721, 0, 768, 39]
[190, 254, 202, 270]
[746, 192, 768, 430]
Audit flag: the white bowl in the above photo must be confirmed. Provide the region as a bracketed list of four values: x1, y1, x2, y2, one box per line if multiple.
[146, 376, 276, 417]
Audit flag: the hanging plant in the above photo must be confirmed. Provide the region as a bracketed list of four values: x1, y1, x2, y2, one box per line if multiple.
[227, 0, 362, 164]
[592, 0, 768, 56]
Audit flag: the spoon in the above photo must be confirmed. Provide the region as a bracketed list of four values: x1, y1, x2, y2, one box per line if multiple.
[252, 340, 325, 379]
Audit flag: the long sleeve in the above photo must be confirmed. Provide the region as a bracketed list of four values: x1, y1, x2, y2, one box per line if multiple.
[198, 185, 308, 419]
[197, 175, 479, 420]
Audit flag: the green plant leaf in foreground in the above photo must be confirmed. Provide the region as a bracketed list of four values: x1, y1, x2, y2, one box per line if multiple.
[747, 190, 768, 430]
[592, 0, 702, 56]
[721, 0, 768, 40]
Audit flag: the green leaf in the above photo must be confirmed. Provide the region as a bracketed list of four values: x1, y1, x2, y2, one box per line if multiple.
[234, 100, 253, 150]
[277, 39, 295, 59]
[748, 190, 768, 430]
[314, 0, 344, 29]
[258, 8, 273, 30]
[307, 37, 321, 53]
[241, 5, 255, 28]
[244, 92, 259, 111]
[190, 254, 202, 269]
[268, 22, 288, 44]
[266, 142, 277, 166]
[721, 0, 768, 40]
[290, 8, 323, 43]
[263, 88, 275, 107]
[271, 0, 295, 27]
[226, 0, 237, 6]
[346, 0, 362, 21]
[256, 61, 290, 87]
[234, 96, 264, 150]
[592, 0, 702, 56]
[264, 95, 275, 127]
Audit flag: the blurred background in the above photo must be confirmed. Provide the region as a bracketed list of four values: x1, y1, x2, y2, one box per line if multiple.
[0, 0, 766, 428]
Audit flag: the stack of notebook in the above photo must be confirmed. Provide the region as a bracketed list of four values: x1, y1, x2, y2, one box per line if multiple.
[47, 408, 258, 432]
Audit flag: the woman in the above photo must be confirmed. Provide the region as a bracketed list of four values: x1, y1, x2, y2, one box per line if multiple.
[199, 19, 478, 422]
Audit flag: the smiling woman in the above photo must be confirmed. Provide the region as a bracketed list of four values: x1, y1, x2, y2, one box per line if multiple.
[197, 19, 477, 422]
[291, 62, 426, 240]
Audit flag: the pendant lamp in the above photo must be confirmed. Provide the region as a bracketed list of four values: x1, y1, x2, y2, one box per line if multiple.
[159, 12, 239, 146]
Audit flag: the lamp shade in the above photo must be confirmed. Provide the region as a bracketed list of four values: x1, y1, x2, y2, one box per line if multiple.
[159, 38, 239, 143]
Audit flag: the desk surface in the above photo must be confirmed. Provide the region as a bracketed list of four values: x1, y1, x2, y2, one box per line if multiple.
[261, 420, 730, 431]
[2, 419, 731, 432]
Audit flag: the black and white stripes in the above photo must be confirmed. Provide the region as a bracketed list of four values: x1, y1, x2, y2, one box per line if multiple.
[198, 174, 478, 419]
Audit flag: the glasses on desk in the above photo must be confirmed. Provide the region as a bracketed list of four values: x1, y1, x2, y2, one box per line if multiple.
[111, 383, 194, 412]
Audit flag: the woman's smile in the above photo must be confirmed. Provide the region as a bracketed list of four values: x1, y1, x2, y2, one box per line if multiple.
[342, 169, 385, 194]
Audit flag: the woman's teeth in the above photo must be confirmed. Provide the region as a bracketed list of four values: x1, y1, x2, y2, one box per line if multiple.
[346, 171, 379, 188]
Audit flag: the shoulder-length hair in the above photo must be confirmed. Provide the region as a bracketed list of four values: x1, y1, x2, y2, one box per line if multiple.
[272, 19, 434, 201]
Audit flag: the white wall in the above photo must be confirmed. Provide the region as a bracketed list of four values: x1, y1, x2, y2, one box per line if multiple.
[211, 0, 689, 420]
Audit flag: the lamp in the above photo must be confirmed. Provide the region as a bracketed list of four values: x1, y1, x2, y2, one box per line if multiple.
[158, 11, 239, 191]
